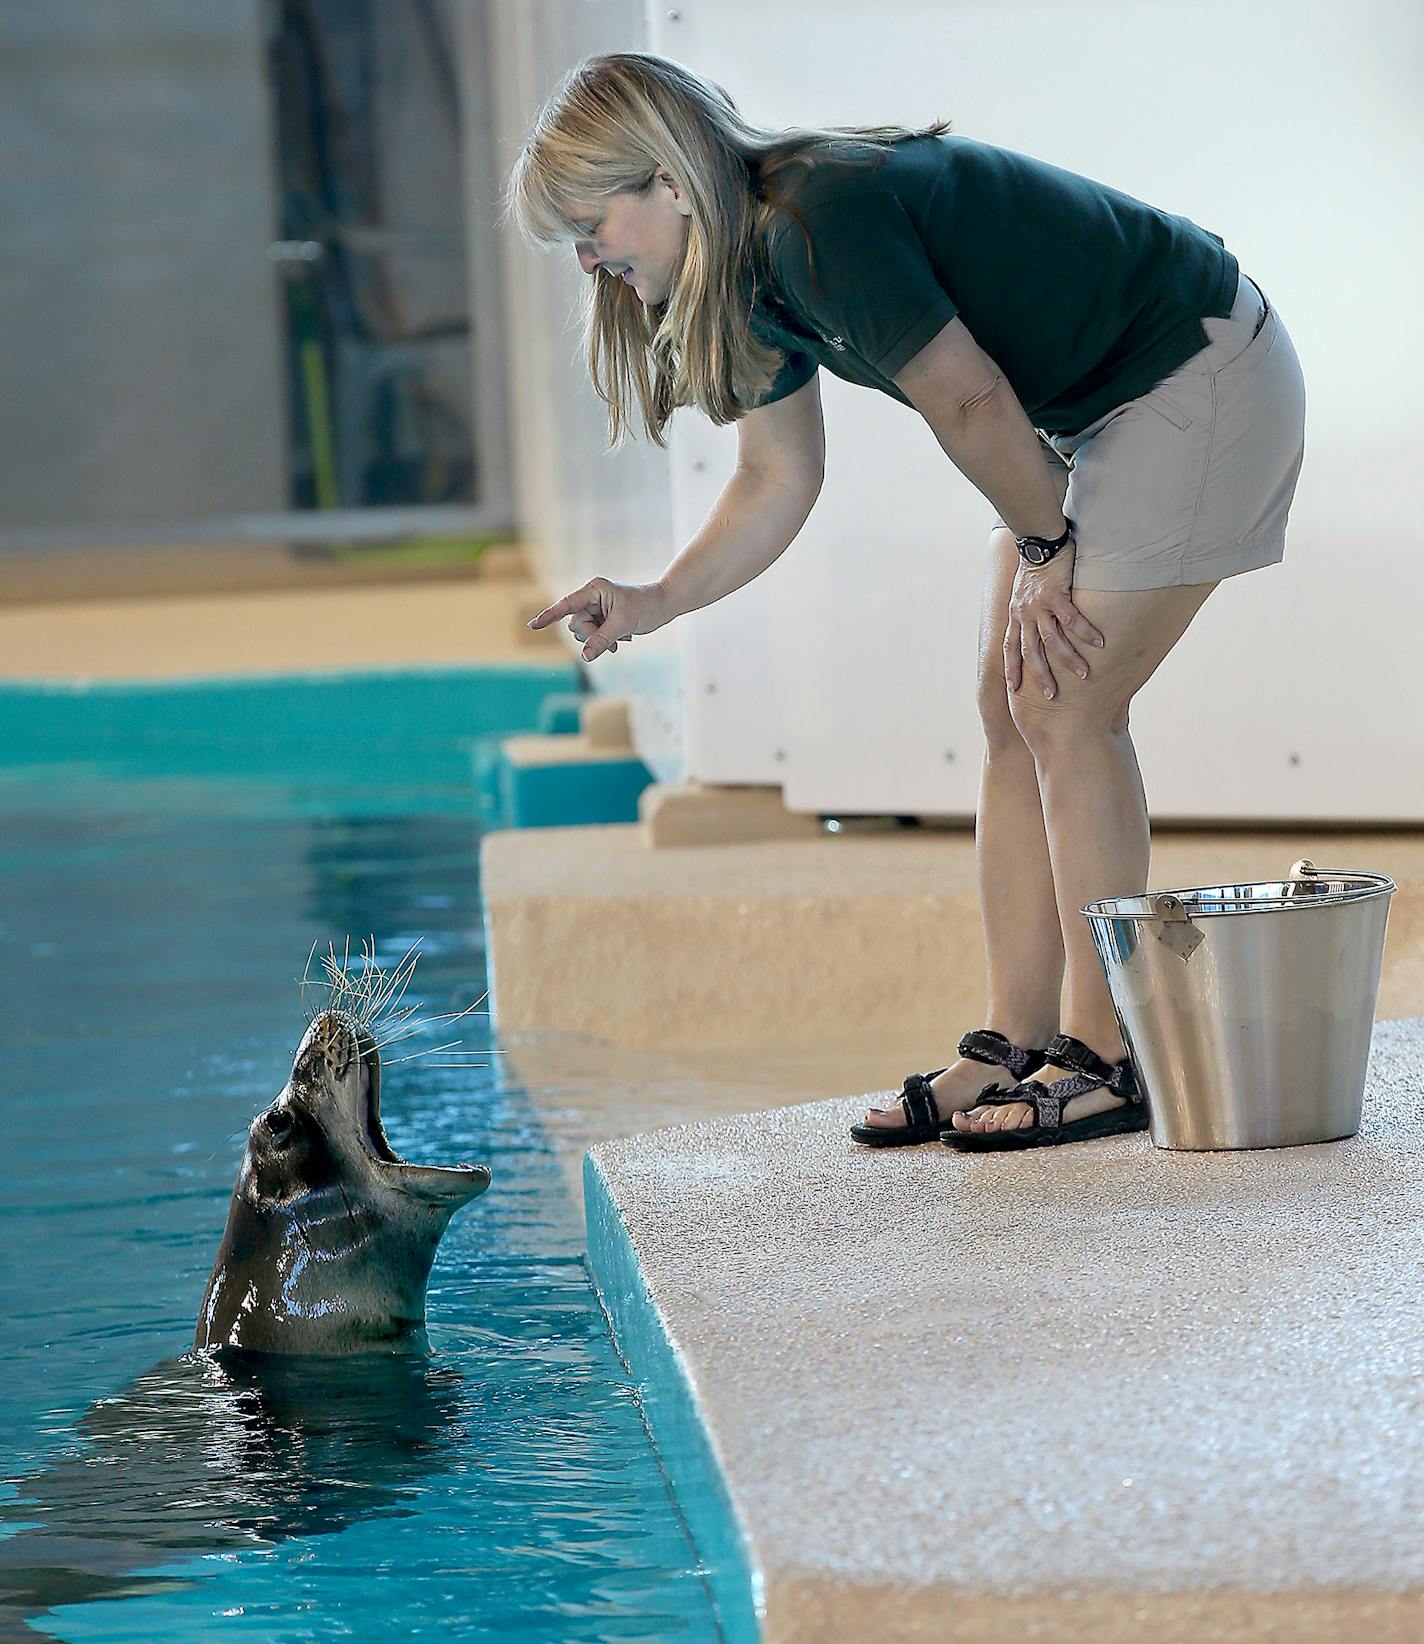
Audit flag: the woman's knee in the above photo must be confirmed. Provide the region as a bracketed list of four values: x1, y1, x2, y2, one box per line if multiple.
[1007, 673, 1129, 747]
[1005, 578, 1220, 749]
[977, 672, 1031, 754]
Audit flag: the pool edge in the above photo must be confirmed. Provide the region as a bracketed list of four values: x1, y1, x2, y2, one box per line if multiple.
[583, 1150, 763, 1644]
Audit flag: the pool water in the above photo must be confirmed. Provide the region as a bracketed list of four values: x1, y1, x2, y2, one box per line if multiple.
[0, 776, 722, 1641]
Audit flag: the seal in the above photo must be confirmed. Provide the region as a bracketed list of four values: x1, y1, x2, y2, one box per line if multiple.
[195, 1007, 491, 1355]
[1, 947, 493, 1635]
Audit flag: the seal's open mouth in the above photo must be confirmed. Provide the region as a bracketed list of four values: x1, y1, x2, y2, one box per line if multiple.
[356, 1038, 491, 1204]
[358, 1045, 400, 1163]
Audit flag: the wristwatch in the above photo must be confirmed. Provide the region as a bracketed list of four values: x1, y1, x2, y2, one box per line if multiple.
[1015, 518, 1075, 567]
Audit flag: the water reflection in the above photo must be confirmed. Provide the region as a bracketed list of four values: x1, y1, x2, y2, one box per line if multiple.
[1, 1351, 467, 1630]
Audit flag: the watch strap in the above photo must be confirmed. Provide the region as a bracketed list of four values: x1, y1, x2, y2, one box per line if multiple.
[1015, 518, 1075, 566]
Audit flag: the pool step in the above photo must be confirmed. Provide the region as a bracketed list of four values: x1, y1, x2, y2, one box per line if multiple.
[475, 694, 654, 830]
[481, 823, 1424, 1052]
[640, 778, 822, 847]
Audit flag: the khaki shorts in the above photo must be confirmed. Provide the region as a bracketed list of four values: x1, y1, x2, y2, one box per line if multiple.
[992, 272, 1307, 591]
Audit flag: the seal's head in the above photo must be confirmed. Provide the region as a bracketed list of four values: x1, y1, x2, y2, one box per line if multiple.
[196, 1010, 490, 1356]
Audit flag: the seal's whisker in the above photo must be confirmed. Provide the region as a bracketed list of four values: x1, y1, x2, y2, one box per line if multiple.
[388, 1053, 490, 1066]
[371, 994, 489, 1049]
[368, 956, 421, 1032]
[374, 1004, 467, 1039]
[319, 946, 347, 995]
[298, 936, 321, 1027]
[369, 1003, 429, 1038]
[376, 1024, 488, 1054]
[206, 1126, 252, 1159]
[359, 971, 400, 1030]
[381, 1044, 490, 1066]
[369, 986, 417, 1035]
[383, 1051, 481, 1067]
[370, 1025, 440, 1052]
[357, 933, 392, 1023]
[360, 940, 404, 999]
[367, 942, 421, 1022]
[301, 939, 498, 1075]
[342, 937, 367, 1021]
[377, 1035, 479, 1065]
[377, 999, 422, 1027]
[429, 992, 490, 1026]
[369, 1022, 423, 1050]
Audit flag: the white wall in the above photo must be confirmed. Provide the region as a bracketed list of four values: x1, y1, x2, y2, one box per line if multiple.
[488, 0, 1424, 821]
[655, 0, 1424, 822]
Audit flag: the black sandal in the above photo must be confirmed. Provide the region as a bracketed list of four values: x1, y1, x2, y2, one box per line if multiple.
[850, 1030, 1049, 1148]
[941, 1032, 1147, 1150]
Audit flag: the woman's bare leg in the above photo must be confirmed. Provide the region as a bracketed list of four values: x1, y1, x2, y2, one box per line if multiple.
[951, 575, 1220, 1133]
[861, 529, 1062, 1128]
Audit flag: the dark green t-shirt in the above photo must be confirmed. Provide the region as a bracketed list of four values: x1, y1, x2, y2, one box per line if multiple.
[747, 133, 1240, 436]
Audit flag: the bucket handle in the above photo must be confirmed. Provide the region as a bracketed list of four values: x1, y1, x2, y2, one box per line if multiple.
[1287, 858, 1322, 897]
[1149, 892, 1204, 962]
[1287, 858, 1362, 899]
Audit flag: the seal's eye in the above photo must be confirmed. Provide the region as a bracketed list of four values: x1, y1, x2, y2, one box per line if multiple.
[264, 1107, 295, 1143]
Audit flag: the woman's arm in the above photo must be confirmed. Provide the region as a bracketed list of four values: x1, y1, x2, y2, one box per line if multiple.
[893, 315, 1104, 696]
[527, 373, 825, 660]
[657, 372, 826, 619]
[893, 316, 1068, 540]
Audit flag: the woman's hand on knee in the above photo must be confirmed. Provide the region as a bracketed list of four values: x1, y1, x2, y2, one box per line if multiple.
[1004, 544, 1106, 699]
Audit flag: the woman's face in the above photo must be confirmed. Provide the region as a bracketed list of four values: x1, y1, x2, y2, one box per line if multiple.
[567, 168, 692, 306]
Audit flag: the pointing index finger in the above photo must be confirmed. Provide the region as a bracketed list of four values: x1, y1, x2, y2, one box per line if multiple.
[528, 588, 593, 629]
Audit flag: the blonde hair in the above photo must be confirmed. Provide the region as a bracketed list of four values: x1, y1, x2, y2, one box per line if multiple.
[502, 52, 952, 448]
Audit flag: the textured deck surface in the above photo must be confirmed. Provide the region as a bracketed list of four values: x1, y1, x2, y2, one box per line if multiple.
[587, 1017, 1424, 1643]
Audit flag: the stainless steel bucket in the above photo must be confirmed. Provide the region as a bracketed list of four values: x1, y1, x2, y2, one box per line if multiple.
[1080, 860, 1395, 1150]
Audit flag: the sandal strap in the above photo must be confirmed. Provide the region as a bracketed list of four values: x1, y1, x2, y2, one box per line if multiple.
[1023, 1079, 1063, 1131]
[899, 1073, 940, 1129]
[957, 1029, 1046, 1081]
[1043, 1034, 1140, 1099]
[1036, 1071, 1116, 1128]
[973, 1077, 1066, 1129]
[973, 1080, 1032, 1107]
[976, 1069, 1124, 1131]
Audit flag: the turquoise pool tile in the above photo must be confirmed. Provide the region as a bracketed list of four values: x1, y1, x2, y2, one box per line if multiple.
[584, 1154, 762, 1644]
[0, 666, 580, 793]
[536, 693, 587, 736]
[482, 741, 655, 830]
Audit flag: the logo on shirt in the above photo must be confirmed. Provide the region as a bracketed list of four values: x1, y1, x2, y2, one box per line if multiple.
[824, 334, 846, 351]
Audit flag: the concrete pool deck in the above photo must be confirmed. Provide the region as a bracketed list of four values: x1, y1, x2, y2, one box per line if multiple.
[582, 1015, 1424, 1643]
[0, 543, 557, 678]
[485, 823, 1424, 1641]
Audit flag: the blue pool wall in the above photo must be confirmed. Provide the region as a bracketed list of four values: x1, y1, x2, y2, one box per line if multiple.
[0, 667, 576, 790]
[0, 667, 657, 828]
[584, 1153, 764, 1644]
